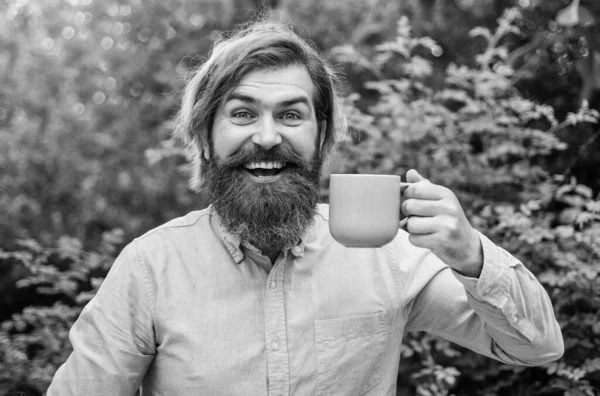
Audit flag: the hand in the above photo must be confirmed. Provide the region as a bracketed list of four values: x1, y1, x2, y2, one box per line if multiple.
[402, 169, 483, 278]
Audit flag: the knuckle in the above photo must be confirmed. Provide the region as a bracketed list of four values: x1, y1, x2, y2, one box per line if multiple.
[449, 218, 461, 234]
[406, 216, 416, 232]
[443, 200, 457, 215]
[407, 185, 417, 198]
[440, 186, 453, 198]
[443, 216, 459, 232]
[403, 200, 412, 214]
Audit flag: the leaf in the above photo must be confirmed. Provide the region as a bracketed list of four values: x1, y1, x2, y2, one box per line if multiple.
[576, 211, 600, 228]
[546, 361, 560, 375]
[520, 203, 532, 216]
[469, 27, 493, 43]
[574, 184, 594, 199]
[556, 0, 596, 27]
[556, 184, 574, 199]
[14, 239, 43, 253]
[585, 200, 600, 213]
[583, 357, 600, 371]
[566, 106, 600, 126]
[329, 44, 377, 71]
[555, 225, 575, 239]
[57, 236, 83, 260]
[559, 195, 587, 209]
[402, 56, 433, 79]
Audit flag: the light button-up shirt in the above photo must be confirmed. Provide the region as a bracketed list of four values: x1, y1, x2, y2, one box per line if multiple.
[47, 204, 564, 396]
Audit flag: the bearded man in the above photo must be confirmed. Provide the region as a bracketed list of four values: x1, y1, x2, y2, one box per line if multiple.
[47, 20, 563, 396]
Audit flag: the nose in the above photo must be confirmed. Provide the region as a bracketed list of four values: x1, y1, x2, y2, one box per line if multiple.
[252, 115, 282, 150]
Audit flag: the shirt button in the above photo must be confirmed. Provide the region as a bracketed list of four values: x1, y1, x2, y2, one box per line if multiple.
[271, 339, 280, 351]
[269, 280, 277, 290]
[512, 314, 519, 323]
[293, 246, 302, 255]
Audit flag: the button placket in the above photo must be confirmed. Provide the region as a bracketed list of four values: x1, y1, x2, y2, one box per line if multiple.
[271, 338, 280, 351]
[264, 259, 290, 396]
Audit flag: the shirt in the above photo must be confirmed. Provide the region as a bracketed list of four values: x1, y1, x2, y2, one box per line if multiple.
[47, 204, 564, 396]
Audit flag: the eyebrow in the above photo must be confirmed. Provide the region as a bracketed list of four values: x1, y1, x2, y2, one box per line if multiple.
[224, 92, 259, 105]
[224, 92, 311, 108]
[279, 97, 311, 108]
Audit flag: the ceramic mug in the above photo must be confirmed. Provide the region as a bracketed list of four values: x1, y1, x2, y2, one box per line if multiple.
[329, 174, 409, 248]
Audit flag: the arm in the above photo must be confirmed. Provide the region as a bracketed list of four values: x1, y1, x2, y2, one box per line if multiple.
[403, 231, 564, 366]
[46, 241, 155, 395]
[399, 169, 563, 365]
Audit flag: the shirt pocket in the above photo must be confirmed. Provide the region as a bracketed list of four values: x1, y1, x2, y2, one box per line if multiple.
[314, 311, 387, 396]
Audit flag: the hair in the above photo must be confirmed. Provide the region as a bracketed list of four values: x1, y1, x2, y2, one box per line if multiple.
[173, 19, 348, 192]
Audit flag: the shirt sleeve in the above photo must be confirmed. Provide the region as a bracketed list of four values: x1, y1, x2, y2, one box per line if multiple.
[403, 231, 564, 366]
[46, 241, 156, 395]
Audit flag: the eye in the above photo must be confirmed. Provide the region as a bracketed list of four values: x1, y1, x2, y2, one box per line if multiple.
[281, 112, 300, 120]
[233, 111, 254, 118]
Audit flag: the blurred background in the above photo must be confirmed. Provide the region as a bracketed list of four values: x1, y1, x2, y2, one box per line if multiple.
[1, 0, 599, 395]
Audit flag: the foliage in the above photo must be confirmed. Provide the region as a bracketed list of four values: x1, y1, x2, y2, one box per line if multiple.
[0, 229, 123, 395]
[327, 8, 600, 396]
[1, 0, 600, 396]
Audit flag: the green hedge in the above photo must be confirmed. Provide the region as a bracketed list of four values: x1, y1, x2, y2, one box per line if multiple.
[1, 1, 599, 395]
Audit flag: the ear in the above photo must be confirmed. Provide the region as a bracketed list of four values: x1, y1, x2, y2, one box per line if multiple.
[318, 121, 328, 153]
[318, 121, 333, 160]
[200, 127, 210, 161]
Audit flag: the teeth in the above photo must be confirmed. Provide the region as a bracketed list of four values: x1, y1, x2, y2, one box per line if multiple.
[244, 161, 286, 170]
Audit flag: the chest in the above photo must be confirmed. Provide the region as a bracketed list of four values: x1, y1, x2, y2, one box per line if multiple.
[146, 247, 403, 396]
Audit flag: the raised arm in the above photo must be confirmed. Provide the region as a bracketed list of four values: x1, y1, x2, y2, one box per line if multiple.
[398, 169, 563, 365]
[402, 231, 564, 366]
[46, 241, 155, 395]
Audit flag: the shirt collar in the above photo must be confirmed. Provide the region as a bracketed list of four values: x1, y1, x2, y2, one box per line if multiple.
[209, 205, 306, 264]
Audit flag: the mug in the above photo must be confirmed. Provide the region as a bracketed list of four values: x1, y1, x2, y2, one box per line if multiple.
[329, 174, 408, 248]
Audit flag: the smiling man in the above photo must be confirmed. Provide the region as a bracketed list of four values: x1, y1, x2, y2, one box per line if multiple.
[202, 66, 324, 263]
[47, 20, 564, 396]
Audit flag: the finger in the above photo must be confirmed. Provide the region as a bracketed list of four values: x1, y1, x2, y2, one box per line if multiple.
[406, 216, 439, 235]
[402, 198, 447, 217]
[404, 181, 446, 200]
[406, 169, 427, 183]
[408, 233, 435, 249]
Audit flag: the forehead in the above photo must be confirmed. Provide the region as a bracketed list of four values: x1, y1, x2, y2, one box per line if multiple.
[229, 65, 315, 103]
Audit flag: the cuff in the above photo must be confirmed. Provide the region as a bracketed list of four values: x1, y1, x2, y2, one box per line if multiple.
[451, 231, 517, 306]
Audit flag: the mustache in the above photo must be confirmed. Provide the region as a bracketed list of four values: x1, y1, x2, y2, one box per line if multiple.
[216, 145, 312, 169]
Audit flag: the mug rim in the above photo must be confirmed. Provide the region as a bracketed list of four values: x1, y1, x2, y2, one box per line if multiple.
[330, 173, 401, 179]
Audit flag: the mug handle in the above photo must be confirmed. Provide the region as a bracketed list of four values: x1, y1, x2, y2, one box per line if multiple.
[399, 218, 409, 229]
[399, 182, 413, 230]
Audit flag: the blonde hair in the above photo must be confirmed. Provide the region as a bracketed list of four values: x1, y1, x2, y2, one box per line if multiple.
[173, 20, 348, 191]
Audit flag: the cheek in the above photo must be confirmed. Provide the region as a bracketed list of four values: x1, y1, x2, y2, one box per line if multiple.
[212, 122, 249, 159]
[283, 126, 319, 159]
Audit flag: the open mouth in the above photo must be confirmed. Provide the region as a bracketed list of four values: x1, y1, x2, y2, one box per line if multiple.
[243, 161, 292, 178]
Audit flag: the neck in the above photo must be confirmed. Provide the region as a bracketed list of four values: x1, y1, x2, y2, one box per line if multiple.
[264, 249, 280, 264]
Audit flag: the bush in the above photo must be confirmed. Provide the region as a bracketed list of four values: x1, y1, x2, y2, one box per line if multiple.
[1, 3, 599, 396]
[327, 10, 600, 396]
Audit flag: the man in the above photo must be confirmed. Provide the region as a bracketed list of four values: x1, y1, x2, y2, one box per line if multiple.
[47, 20, 564, 396]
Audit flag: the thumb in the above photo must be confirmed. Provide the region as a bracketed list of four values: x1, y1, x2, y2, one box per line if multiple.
[406, 169, 427, 183]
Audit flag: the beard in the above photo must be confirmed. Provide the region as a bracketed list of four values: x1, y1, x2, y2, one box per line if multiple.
[201, 143, 322, 254]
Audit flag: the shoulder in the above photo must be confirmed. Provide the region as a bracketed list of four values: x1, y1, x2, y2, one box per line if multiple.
[133, 208, 212, 250]
[121, 208, 219, 283]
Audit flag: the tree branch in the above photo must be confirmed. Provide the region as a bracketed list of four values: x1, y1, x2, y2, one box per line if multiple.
[563, 127, 600, 178]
